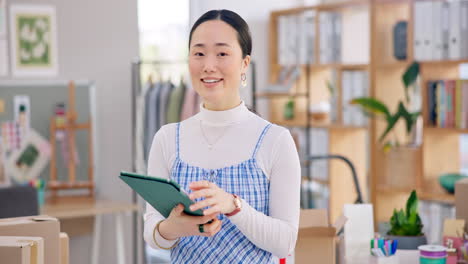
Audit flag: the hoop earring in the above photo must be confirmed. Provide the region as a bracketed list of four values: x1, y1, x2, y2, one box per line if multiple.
[241, 73, 247, 87]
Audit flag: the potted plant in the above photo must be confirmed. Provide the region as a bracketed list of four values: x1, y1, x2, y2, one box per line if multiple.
[386, 190, 427, 249]
[350, 61, 421, 150]
[351, 62, 422, 188]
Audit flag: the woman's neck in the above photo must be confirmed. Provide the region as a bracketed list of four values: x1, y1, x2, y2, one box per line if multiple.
[198, 100, 250, 126]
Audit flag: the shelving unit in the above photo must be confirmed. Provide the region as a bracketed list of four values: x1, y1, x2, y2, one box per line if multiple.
[371, 0, 466, 222]
[265, 0, 371, 222]
[268, 0, 467, 223]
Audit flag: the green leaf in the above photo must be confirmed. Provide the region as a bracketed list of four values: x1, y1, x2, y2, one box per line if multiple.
[350, 97, 391, 119]
[397, 102, 420, 134]
[283, 98, 295, 120]
[388, 190, 424, 236]
[379, 112, 400, 142]
[402, 62, 420, 103]
[406, 190, 418, 216]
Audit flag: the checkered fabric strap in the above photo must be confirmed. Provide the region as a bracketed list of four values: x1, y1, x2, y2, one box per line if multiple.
[251, 123, 272, 159]
[175, 122, 181, 159]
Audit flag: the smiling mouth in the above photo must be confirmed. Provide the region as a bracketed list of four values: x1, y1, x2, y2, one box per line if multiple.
[201, 78, 223, 83]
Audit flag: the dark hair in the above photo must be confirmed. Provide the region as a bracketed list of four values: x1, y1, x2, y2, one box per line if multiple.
[189, 10, 252, 58]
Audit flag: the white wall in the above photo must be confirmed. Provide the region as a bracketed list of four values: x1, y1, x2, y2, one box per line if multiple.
[189, 0, 315, 116]
[1, 1, 139, 264]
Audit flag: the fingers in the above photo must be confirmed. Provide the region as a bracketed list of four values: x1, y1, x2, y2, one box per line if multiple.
[171, 204, 184, 215]
[190, 198, 216, 211]
[201, 219, 222, 237]
[189, 188, 216, 200]
[189, 180, 215, 191]
[203, 205, 221, 216]
[198, 213, 218, 224]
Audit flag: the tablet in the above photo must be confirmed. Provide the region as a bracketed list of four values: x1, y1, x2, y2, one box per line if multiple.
[119, 171, 204, 217]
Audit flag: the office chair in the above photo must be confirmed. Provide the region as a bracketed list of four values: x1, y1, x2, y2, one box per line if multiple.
[308, 154, 364, 204]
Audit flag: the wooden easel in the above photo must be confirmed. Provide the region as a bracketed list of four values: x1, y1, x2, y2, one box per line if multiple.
[48, 81, 94, 202]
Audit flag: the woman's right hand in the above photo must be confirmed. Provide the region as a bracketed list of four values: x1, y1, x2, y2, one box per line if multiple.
[158, 204, 222, 240]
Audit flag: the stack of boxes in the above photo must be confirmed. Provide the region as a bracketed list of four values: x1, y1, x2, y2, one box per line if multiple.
[0, 216, 69, 264]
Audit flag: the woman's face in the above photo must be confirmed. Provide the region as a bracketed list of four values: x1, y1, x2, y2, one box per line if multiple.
[189, 20, 250, 111]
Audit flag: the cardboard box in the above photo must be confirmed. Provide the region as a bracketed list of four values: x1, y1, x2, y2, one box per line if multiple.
[0, 239, 31, 264]
[0, 236, 44, 264]
[0, 216, 60, 264]
[295, 209, 347, 264]
[59, 232, 69, 264]
[455, 178, 468, 233]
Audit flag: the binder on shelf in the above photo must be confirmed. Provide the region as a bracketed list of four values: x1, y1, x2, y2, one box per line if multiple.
[461, 1, 468, 59]
[319, 12, 329, 64]
[329, 69, 339, 123]
[332, 13, 342, 63]
[448, 0, 462, 60]
[422, 1, 434, 61]
[414, 1, 424, 61]
[341, 7, 369, 64]
[326, 13, 334, 63]
[289, 14, 299, 65]
[342, 71, 352, 126]
[463, 81, 468, 129]
[304, 10, 317, 65]
[277, 15, 286, 65]
[432, 1, 443, 61]
[441, 2, 450, 60]
[455, 80, 462, 129]
[438, 80, 445, 128]
[427, 81, 438, 126]
[309, 128, 329, 182]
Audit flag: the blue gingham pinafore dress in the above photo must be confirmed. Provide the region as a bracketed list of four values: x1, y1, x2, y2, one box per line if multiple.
[170, 122, 274, 264]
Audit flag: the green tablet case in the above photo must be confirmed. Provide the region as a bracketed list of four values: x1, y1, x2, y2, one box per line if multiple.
[119, 171, 204, 217]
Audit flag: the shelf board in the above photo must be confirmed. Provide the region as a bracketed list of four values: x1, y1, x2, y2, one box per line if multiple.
[418, 191, 454, 204]
[271, 63, 369, 70]
[376, 186, 455, 204]
[301, 176, 330, 186]
[271, 0, 370, 16]
[376, 61, 410, 69]
[339, 64, 370, 70]
[255, 92, 307, 98]
[316, 0, 370, 11]
[375, 0, 410, 4]
[420, 59, 468, 66]
[377, 186, 414, 195]
[424, 126, 468, 134]
[273, 121, 369, 129]
[311, 123, 369, 130]
[377, 59, 468, 69]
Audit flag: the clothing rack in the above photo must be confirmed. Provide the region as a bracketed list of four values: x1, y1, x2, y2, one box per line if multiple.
[131, 58, 188, 264]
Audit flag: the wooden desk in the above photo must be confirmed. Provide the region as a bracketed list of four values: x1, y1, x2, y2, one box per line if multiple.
[41, 199, 139, 264]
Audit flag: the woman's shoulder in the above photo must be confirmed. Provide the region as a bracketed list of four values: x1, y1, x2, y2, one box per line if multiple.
[247, 114, 291, 141]
[154, 123, 178, 140]
[157, 115, 199, 137]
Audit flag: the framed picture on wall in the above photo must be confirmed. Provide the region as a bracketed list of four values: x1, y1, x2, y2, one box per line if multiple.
[9, 4, 58, 77]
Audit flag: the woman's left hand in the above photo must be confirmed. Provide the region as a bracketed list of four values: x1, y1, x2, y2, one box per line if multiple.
[188, 181, 236, 215]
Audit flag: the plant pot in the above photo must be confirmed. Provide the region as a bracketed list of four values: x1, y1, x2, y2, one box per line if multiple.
[386, 234, 427, 250]
[382, 146, 422, 189]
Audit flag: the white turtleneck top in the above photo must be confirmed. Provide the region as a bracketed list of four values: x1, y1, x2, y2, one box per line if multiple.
[143, 101, 301, 258]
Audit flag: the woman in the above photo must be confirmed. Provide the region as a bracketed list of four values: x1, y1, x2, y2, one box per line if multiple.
[143, 9, 301, 263]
